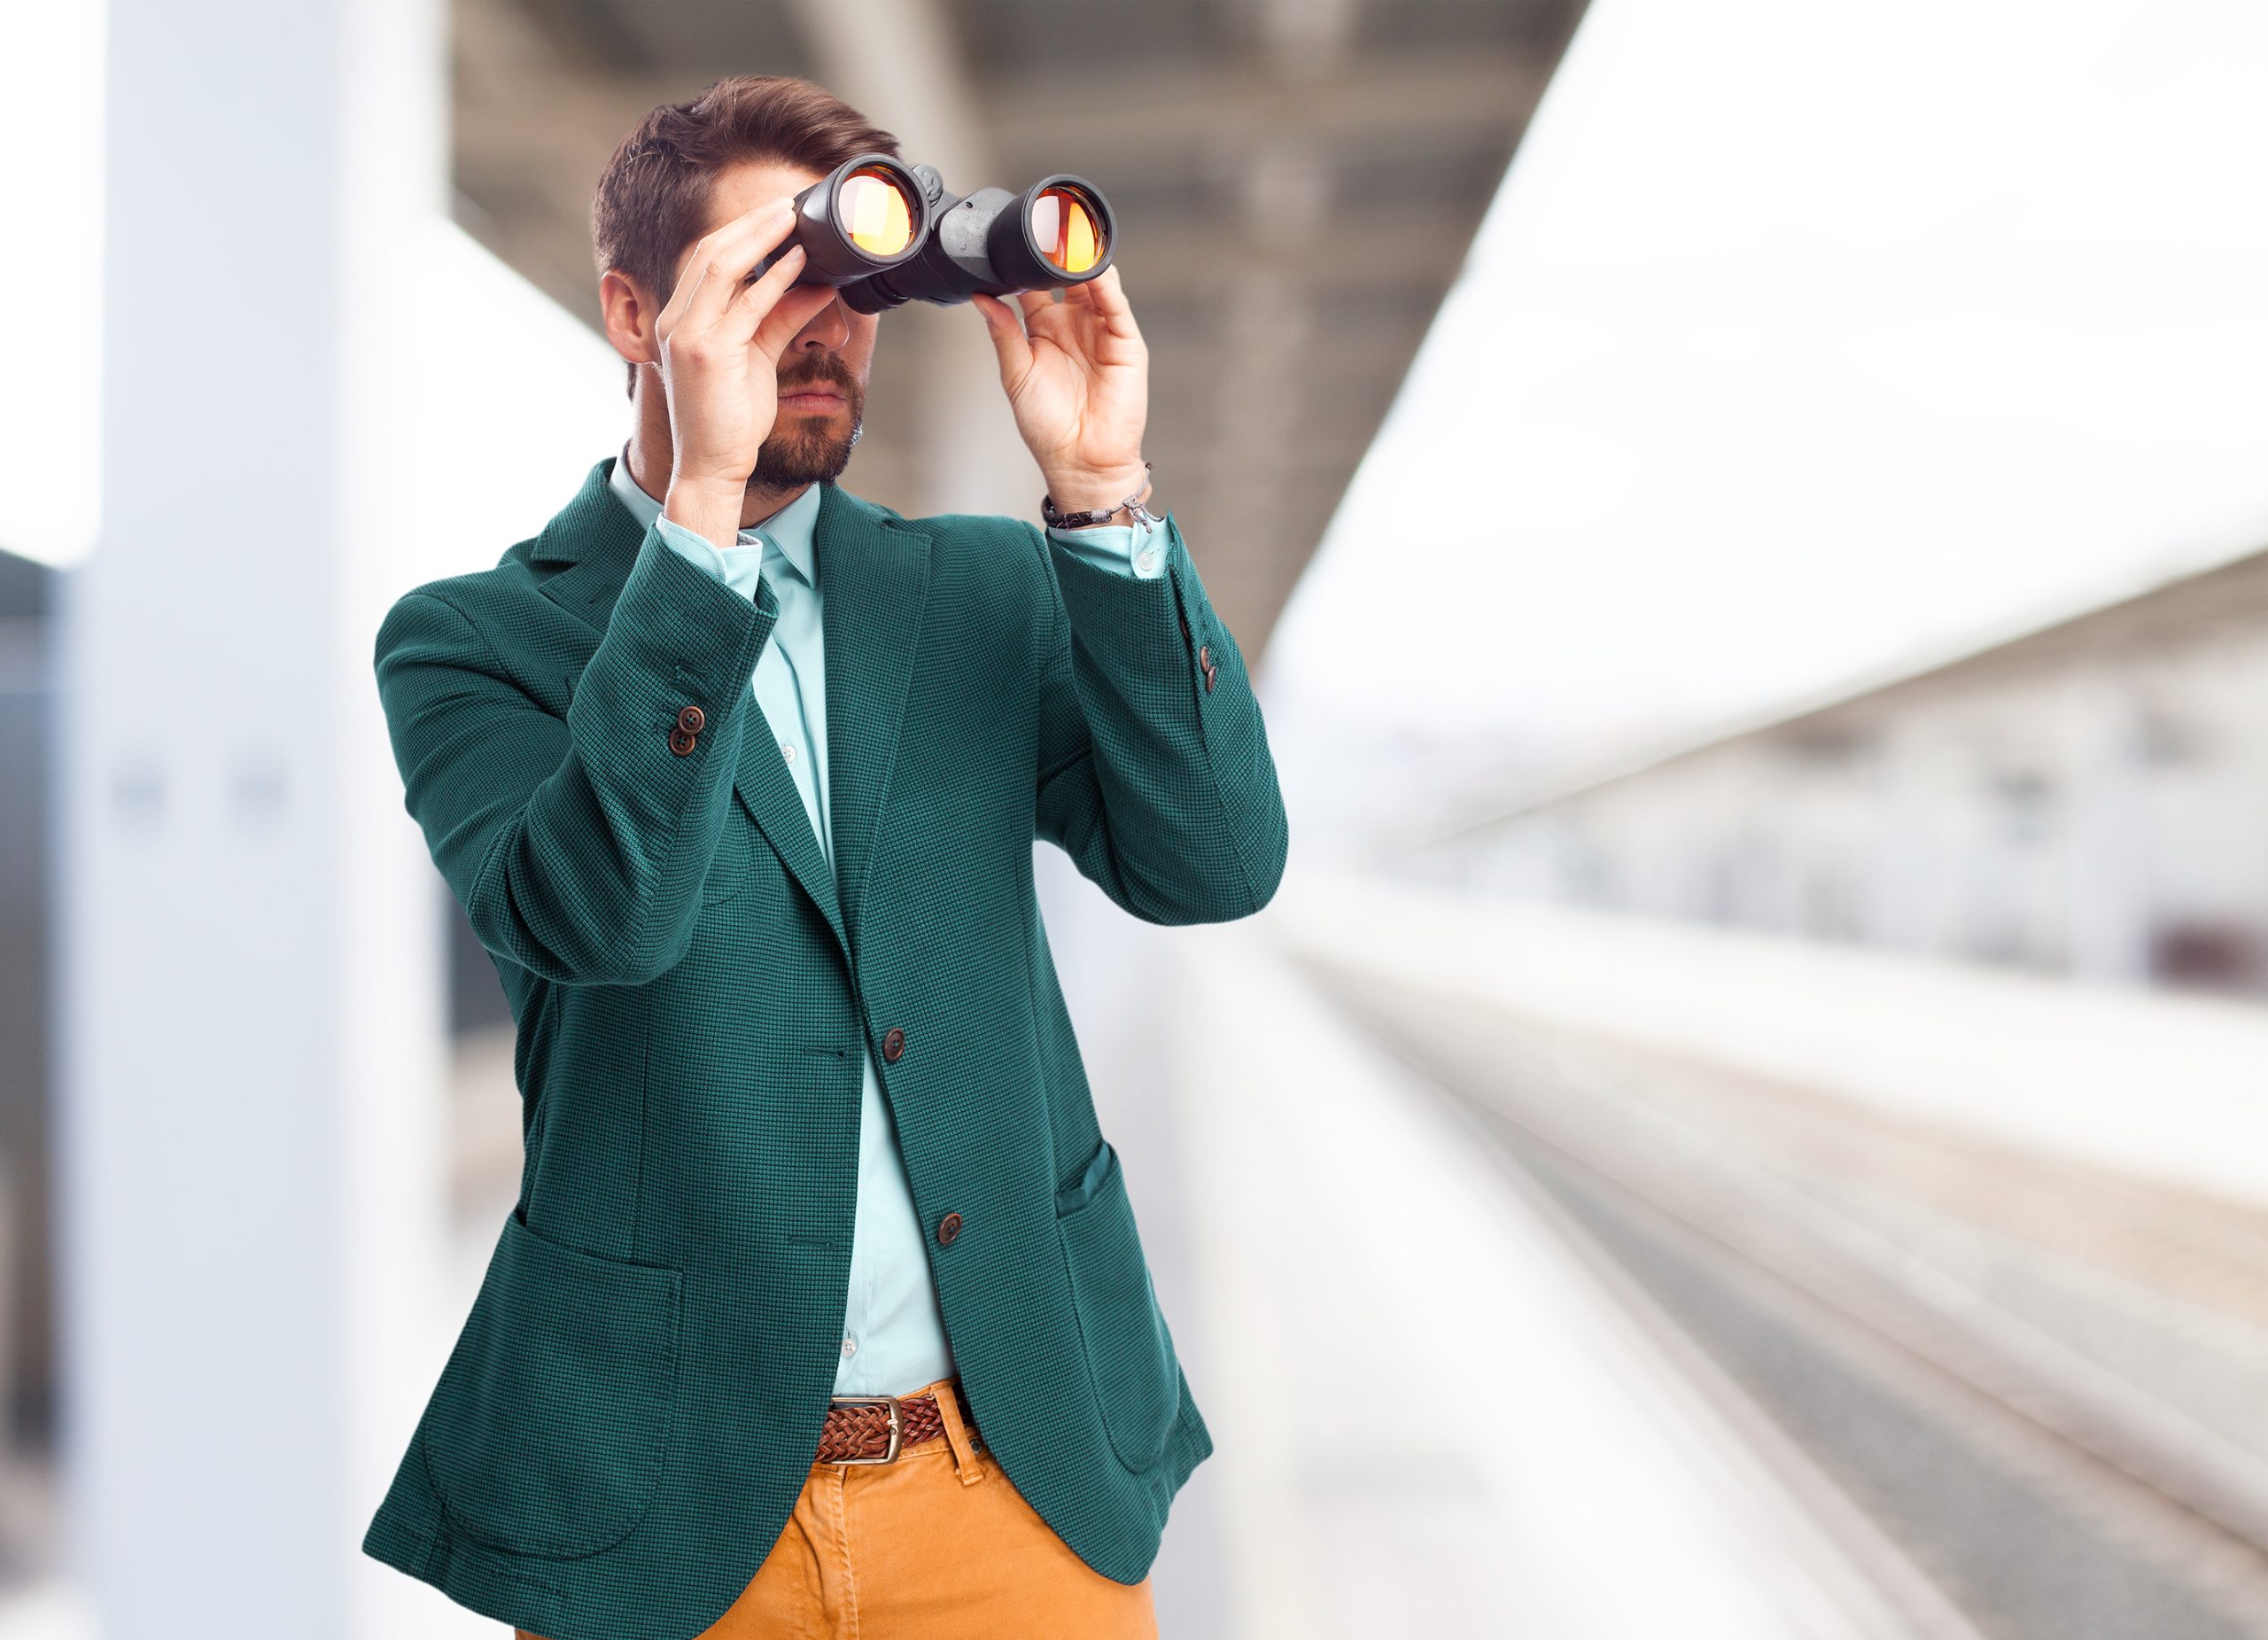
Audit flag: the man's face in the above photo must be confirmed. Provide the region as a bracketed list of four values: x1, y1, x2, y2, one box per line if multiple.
[669, 157, 883, 489]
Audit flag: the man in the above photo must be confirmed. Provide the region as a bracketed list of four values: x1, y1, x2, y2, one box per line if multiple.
[360, 74, 1288, 1640]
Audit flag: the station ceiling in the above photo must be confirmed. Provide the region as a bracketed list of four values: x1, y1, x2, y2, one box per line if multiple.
[453, 0, 1587, 660]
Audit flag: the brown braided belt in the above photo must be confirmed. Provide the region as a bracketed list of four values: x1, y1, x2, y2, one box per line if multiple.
[817, 1380, 983, 1465]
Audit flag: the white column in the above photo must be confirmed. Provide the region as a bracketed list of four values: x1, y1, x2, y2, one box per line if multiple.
[57, 2, 456, 1636]
[783, 0, 1032, 518]
[2066, 669, 2152, 985]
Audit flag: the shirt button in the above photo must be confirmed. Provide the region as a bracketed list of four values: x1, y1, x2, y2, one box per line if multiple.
[882, 1026, 905, 1063]
[936, 1211, 963, 1246]
[1136, 548, 1157, 571]
[781, 742, 796, 764]
[840, 1334, 858, 1358]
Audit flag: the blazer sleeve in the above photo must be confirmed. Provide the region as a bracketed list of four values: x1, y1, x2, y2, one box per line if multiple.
[1031, 512, 1289, 923]
[374, 525, 777, 986]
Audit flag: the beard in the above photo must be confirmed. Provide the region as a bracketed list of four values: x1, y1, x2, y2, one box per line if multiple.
[750, 353, 866, 488]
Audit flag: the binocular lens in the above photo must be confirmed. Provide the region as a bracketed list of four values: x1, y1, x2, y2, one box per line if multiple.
[1030, 185, 1105, 275]
[834, 170, 1115, 315]
[841, 166, 917, 258]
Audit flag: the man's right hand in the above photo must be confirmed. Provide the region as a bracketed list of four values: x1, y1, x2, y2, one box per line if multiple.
[655, 198, 837, 548]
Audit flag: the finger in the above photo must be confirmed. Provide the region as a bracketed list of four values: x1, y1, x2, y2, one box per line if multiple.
[971, 291, 1034, 385]
[667, 199, 799, 333]
[713, 244, 811, 347]
[749, 282, 841, 365]
[1075, 266, 1141, 342]
[1011, 286, 1076, 349]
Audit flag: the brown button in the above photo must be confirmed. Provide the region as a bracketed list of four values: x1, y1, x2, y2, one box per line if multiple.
[676, 703, 706, 735]
[668, 727, 698, 757]
[936, 1211, 963, 1246]
[1199, 643, 1210, 670]
[882, 1026, 905, 1063]
[1204, 665, 1216, 693]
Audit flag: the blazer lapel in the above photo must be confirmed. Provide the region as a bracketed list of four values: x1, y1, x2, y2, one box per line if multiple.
[731, 698, 847, 964]
[526, 465, 931, 977]
[812, 482, 932, 968]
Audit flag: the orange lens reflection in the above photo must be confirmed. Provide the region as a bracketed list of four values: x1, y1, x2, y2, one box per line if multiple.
[1030, 187, 1103, 274]
[841, 168, 914, 257]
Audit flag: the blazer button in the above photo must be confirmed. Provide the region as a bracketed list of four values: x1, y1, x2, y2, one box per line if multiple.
[668, 727, 698, 757]
[936, 1211, 963, 1246]
[1204, 663, 1217, 693]
[882, 1026, 905, 1062]
[676, 703, 705, 735]
[1199, 643, 1210, 671]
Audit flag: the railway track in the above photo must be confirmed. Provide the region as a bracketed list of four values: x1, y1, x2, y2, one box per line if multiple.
[1293, 953, 2268, 1640]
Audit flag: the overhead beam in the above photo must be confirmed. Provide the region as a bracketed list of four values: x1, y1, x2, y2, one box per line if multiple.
[985, 51, 1556, 156]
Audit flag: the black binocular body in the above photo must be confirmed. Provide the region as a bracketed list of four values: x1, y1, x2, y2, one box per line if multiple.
[747, 152, 1115, 315]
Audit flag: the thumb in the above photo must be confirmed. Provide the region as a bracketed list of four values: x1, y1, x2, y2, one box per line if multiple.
[971, 291, 1032, 388]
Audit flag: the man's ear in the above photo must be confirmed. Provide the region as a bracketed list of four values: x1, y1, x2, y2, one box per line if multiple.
[598, 268, 660, 366]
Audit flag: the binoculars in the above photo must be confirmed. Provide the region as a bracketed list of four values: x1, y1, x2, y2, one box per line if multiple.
[749, 152, 1113, 315]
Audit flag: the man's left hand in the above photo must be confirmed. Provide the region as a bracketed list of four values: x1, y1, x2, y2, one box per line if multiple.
[973, 265, 1149, 515]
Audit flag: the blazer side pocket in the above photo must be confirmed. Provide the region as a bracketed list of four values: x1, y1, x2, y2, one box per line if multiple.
[417, 1210, 684, 1558]
[1056, 1140, 1179, 1473]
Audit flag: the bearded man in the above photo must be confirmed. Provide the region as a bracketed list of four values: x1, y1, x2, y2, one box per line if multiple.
[360, 73, 1288, 1640]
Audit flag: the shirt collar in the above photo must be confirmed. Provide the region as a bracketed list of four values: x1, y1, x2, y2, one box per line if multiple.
[607, 446, 823, 589]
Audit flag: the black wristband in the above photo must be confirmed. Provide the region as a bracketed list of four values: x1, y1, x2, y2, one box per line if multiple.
[1042, 462, 1157, 530]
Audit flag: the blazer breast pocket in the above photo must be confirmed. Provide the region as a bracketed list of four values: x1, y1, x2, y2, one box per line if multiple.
[698, 812, 759, 906]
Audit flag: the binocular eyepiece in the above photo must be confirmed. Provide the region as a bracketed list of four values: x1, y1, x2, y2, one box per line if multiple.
[747, 152, 1115, 315]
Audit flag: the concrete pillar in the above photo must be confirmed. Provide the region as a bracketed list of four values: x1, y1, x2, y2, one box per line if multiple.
[782, 0, 1032, 519]
[57, 2, 456, 1636]
[2066, 670, 2152, 985]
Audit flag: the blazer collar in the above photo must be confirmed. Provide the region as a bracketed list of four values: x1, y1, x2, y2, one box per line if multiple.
[529, 458, 933, 977]
[529, 456, 640, 566]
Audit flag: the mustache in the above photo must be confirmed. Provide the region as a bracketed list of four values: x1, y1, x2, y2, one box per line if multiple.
[776, 354, 858, 394]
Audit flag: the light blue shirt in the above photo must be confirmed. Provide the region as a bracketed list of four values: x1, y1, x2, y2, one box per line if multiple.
[606, 448, 1161, 1395]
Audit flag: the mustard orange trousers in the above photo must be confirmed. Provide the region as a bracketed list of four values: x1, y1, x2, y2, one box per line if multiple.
[517, 1374, 1157, 1639]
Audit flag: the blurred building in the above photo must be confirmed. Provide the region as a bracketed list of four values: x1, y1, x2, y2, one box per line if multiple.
[451, 0, 1588, 656]
[1424, 543, 2268, 996]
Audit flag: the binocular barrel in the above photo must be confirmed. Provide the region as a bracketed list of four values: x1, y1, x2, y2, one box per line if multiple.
[736, 155, 1115, 314]
[746, 152, 934, 287]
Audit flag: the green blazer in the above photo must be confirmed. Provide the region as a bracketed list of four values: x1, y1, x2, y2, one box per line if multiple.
[359, 457, 1289, 1640]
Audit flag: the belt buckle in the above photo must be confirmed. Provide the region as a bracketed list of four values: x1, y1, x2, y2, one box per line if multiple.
[827, 1393, 902, 1465]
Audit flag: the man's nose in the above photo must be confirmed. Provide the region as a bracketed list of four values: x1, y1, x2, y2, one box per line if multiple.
[796, 295, 850, 351]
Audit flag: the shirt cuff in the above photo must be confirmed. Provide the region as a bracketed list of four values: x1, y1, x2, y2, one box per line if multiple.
[1045, 512, 1167, 579]
[655, 513, 734, 583]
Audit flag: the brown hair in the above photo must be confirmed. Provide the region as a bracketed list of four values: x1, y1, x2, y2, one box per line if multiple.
[593, 75, 898, 386]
